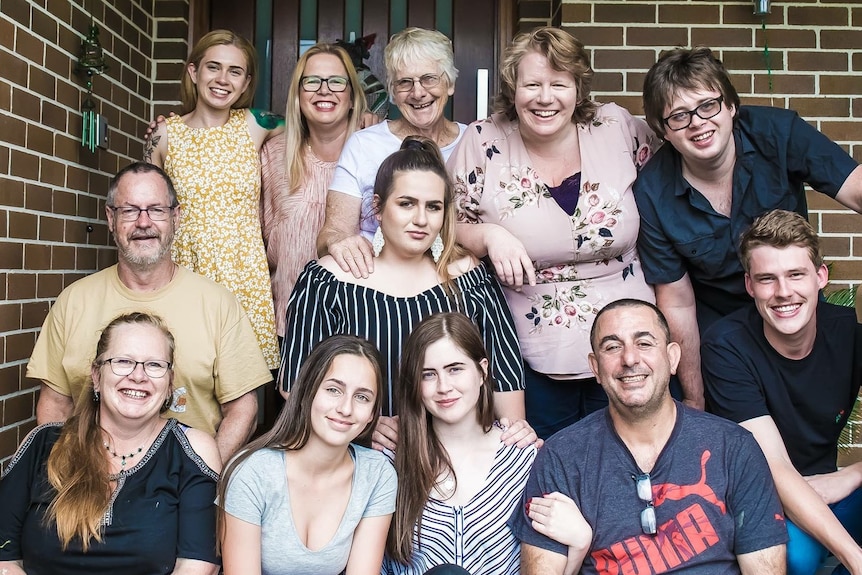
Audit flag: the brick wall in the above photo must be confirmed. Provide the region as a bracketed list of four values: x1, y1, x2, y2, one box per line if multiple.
[0, 0, 187, 470]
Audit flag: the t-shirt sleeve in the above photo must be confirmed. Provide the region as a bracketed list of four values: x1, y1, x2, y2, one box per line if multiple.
[214, 297, 272, 404]
[476, 271, 525, 393]
[279, 265, 338, 393]
[633, 171, 688, 286]
[785, 111, 858, 198]
[222, 452, 268, 527]
[361, 452, 397, 518]
[726, 432, 788, 553]
[507, 443, 570, 556]
[447, 120, 490, 224]
[177, 449, 220, 564]
[26, 297, 73, 396]
[328, 132, 364, 198]
[701, 325, 770, 424]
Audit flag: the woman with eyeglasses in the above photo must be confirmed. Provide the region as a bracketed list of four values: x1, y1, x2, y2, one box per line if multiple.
[146, 30, 283, 369]
[448, 27, 661, 439]
[317, 27, 467, 280]
[260, 43, 367, 343]
[0, 312, 222, 575]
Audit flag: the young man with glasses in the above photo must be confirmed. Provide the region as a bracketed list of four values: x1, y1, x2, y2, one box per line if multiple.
[633, 47, 862, 412]
[702, 210, 862, 575]
[510, 298, 787, 574]
[27, 162, 271, 463]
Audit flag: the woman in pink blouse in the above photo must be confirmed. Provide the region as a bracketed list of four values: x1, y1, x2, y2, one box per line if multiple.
[260, 43, 367, 339]
[448, 27, 660, 438]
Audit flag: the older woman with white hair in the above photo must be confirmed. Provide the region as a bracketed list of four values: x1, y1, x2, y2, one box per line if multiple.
[316, 27, 466, 279]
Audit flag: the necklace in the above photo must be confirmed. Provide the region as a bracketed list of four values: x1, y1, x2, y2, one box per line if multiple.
[103, 441, 143, 468]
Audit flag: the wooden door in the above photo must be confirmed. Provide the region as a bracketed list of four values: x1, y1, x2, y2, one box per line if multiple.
[201, 0, 514, 124]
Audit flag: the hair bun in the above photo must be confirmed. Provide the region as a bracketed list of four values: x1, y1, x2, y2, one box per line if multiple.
[400, 135, 434, 152]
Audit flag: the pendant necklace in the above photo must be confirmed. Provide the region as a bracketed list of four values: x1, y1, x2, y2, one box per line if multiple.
[103, 441, 143, 468]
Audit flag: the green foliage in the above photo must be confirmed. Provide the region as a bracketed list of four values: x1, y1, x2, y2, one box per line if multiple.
[828, 286, 860, 450]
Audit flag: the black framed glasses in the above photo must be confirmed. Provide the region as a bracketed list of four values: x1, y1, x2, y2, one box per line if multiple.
[108, 205, 176, 222]
[634, 473, 657, 535]
[300, 75, 350, 92]
[662, 96, 724, 131]
[102, 357, 172, 378]
[393, 73, 442, 93]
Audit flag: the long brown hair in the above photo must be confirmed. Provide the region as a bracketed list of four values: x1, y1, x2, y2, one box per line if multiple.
[45, 312, 175, 551]
[387, 313, 495, 564]
[216, 335, 384, 551]
[180, 29, 258, 114]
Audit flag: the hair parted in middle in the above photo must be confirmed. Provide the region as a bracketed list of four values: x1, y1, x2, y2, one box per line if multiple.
[642, 46, 740, 138]
[45, 312, 176, 552]
[384, 27, 459, 93]
[372, 136, 469, 287]
[494, 26, 598, 124]
[283, 43, 367, 193]
[738, 209, 824, 273]
[388, 312, 495, 564]
[180, 29, 258, 114]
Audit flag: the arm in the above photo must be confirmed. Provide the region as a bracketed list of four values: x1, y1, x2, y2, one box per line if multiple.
[246, 109, 285, 149]
[654, 276, 704, 409]
[0, 561, 27, 575]
[316, 192, 372, 278]
[344, 514, 392, 575]
[525, 492, 591, 575]
[221, 513, 262, 575]
[171, 558, 219, 575]
[35, 383, 73, 424]
[521, 543, 567, 575]
[737, 544, 786, 575]
[455, 223, 536, 288]
[740, 416, 862, 574]
[216, 391, 258, 463]
[144, 119, 168, 167]
[835, 165, 862, 213]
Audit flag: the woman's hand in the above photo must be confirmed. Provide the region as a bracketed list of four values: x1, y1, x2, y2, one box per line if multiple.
[371, 415, 399, 453]
[499, 418, 543, 450]
[526, 492, 592, 550]
[485, 226, 536, 289]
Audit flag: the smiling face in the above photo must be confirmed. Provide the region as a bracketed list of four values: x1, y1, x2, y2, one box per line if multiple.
[188, 44, 252, 111]
[661, 87, 736, 168]
[93, 323, 173, 425]
[745, 244, 828, 356]
[420, 336, 488, 427]
[589, 305, 680, 417]
[514, 51, 579, 143]
[107, 171, 178, 268]
[391, 60, 453, 133]
[376, 170, 446, 259]
[309, 353, 378, 447]
[299, 53, 353, 132]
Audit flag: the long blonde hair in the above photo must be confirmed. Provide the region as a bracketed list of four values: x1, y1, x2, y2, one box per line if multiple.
[283, 43, 367, 192]
[180, 30, 257, 114]
[45, 312, 175, 551]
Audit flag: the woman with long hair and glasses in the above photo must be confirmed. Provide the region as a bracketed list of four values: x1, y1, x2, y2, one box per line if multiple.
[280, 137, 533, 454]
[384, 313, 537, 575]
[260, 43, 367, 342]
[219, 335, 396, 575]
[0, 312, 221, 575]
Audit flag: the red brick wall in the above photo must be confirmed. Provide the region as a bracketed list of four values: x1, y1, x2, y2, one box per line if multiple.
[0, 0, 187, 469]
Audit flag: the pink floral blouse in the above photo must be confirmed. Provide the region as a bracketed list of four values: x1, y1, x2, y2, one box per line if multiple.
[448, 104, 660, 378]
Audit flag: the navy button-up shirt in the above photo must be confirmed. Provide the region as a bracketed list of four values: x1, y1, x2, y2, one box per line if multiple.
[634, 106, 858, 331]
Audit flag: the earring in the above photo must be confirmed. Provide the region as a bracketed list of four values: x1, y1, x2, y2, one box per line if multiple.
[430, 234, 444, 263]
[163, 394, 173, 411]
[372, 226, 385, 257]
[93, 389, 100, 403]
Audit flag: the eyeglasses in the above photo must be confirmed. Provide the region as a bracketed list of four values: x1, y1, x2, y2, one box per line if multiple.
[108, 206, 176, 222]
[393, 73, 442, 93]
[102, 357, 172, 378]
[662, 96, 724, 131]
[300, 75, 350, 92]
[634, 473, 657, 535]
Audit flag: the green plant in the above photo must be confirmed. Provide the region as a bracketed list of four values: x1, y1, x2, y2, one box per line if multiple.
[827, 286, 859, 449]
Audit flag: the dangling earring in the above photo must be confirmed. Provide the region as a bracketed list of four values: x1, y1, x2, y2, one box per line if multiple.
[372, 226, 385, 257]
[163, 394, 173, 411]
[93, 389, 100, 403]
[430, 234, 444, 263]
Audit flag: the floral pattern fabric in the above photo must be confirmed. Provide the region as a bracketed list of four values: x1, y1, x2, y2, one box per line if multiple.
[448, 104, 659, 378]
[165, 109, 279, 368]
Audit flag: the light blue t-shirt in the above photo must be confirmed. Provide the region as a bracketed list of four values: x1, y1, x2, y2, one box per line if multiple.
[224, 444, 397, 575]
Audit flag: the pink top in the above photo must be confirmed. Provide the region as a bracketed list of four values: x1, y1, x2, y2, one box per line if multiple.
[260, 135, 336, 336]
[448, 104, 660, 378]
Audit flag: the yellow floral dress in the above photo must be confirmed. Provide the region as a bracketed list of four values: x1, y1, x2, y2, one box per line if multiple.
[164, 109, 279, 368]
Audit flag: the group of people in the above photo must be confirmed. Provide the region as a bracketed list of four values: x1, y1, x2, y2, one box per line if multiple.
[0, 20, 859, 575]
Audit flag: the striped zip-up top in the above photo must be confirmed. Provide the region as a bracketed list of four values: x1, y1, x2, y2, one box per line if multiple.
[279, 261, 525, 416]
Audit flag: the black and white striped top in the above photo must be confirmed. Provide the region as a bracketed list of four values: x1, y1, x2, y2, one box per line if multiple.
[383, 442, 537, 575]
[279, 261, 525, 416]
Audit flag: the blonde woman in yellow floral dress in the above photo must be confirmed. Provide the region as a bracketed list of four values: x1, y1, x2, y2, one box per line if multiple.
[147, 30, 282, 368]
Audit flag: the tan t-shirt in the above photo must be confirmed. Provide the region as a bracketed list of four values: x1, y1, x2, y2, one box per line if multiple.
[27, 265, 272, 435]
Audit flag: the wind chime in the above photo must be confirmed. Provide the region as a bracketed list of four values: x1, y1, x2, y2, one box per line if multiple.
[754, 0, 774, 96]
[75, 3, 107, 152]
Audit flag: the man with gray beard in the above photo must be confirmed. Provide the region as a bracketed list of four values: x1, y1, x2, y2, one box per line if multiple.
[28, 162, 270, 463]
